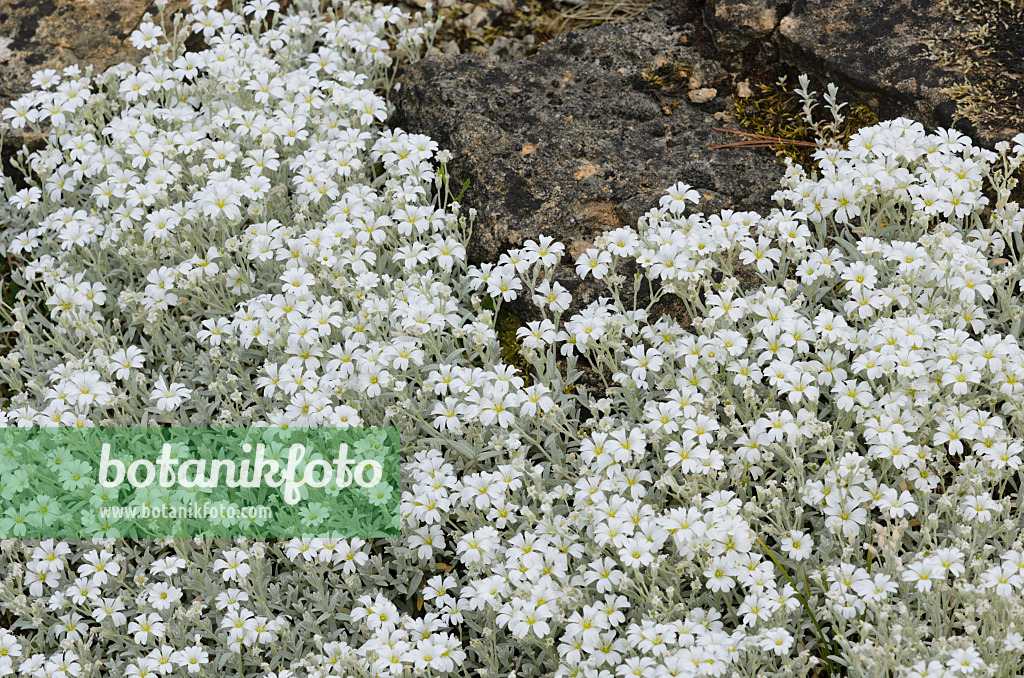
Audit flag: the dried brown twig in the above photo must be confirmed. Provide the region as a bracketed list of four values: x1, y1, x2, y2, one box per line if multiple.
[555, 0, 652, 26]
[708, 127, 820, 150]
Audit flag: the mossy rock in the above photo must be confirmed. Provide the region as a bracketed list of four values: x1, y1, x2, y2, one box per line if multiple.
[429, 0, 652, 57]
[922, 0, 1024, 144]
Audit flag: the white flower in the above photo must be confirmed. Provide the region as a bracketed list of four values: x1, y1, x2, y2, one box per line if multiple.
[129, 22, 164, 50]
[128, 613, 166, 645]
[533, 279, 572, 313]
[959, 493, 1000, 523]
[575, 248, 611, 280]
[150, 378, 192, 412]
[109, 346, 146, 380]
[946, 647, 984, 675]
[147, 582, 182, 611]
[622, 345, 664, 384]
[171, 646, 210, 674]
[78, 549, 120, 585]
[779, 531, 813, 561]
[213, 549, 251, 582]
[704, 557, 736, 592]
[758, 627, 794, 656]
[659, 181, 701, 214]
[739, 235, 781, 273]
[902, 560, 943, 593]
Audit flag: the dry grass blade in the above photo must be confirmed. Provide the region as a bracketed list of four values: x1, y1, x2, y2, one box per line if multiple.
[556, 0, 652, 25]
[708, 127, 821, 150]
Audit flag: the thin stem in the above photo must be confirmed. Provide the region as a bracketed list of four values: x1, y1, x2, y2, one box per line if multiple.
[758, 537, 835, 676]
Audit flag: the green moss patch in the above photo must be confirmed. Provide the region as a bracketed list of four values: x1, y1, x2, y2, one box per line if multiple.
[495, 304, 534, 386]
[732, 77, 878, 170]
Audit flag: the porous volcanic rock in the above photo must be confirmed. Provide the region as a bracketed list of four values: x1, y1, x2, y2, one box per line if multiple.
[393, 6, 783, 315]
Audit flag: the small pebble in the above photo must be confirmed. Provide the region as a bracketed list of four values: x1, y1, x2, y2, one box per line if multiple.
[688, 87, 717, 104]
[462, 5, 493, 31]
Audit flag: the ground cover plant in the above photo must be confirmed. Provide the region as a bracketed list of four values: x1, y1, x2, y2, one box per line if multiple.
[1, 0, 1024, 676]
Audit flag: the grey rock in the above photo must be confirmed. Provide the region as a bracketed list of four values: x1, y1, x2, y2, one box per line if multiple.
[775, 0, 965, 134]
[704, 0, 786, 52]
[395, 13, 783, 315]
[486, 36, 528, 61]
